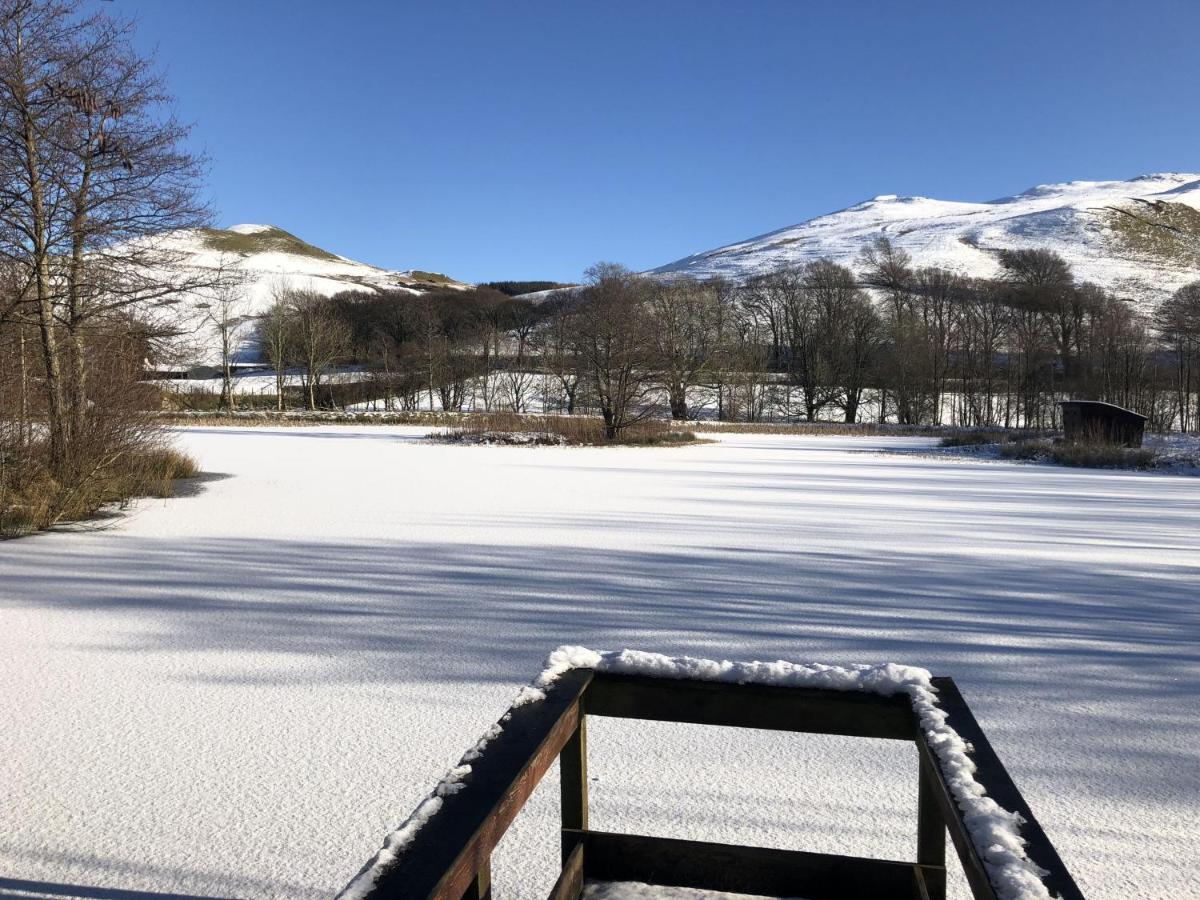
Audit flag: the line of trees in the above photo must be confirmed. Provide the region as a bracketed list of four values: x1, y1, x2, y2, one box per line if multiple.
[248, 246, 1200, 439]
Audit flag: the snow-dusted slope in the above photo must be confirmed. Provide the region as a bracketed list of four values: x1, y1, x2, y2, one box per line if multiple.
[163, 223, 466, 316]
[147, 224, 466, 368]
[651, 173, 1200, 303]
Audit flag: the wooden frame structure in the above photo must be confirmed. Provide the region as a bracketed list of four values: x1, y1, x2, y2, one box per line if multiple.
[348, 669, 1083, 900]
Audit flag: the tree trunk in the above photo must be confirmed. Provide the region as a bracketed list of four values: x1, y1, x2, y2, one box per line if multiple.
[844, 394, 859, 423]
[16, 30, 67, 474]
[219, 327, 233, 412]
[668, 383, 688, 420]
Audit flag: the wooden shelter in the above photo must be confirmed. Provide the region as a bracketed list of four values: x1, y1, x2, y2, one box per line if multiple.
[1059, 400, 1147, 447]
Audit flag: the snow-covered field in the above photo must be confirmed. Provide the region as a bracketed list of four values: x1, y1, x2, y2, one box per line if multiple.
[2, 428, 1198, 900]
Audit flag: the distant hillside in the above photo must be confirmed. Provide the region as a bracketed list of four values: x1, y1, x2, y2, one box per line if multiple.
[481, 280, 574, 297]
[163, 223, 467, 317]
[152, 224, 467, 370]
[650, 172, 1200, 304]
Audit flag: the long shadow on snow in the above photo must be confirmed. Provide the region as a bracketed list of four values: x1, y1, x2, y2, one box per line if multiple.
[3, 535, 1196, 708]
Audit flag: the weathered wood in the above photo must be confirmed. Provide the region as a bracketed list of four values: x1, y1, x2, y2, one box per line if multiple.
[347, 668, 1082, 900]
[929, 677, 1086, 900]
[586, 672, 917, 740]
[912, 866, 934, 900]
[545, 842, 585, 900]
[559, 713, 588, 863]
[567, 828, 937, 899]
[459, 857, 490, 900]
[917, 748, 947, 900]
[357, 667, 593, 899]
[914, 716, 999, 899]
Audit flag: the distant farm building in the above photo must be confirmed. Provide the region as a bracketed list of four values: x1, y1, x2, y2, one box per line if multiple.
[1059, 400, 1147, 447]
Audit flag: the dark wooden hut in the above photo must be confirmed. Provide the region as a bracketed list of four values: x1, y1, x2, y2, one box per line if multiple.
[1059, 400, 1147, 447]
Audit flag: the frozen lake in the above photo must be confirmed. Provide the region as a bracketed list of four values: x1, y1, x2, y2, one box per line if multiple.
[1, 427, 1197, 899]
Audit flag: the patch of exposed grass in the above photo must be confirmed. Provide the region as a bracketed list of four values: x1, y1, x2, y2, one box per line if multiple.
[693, 420, 956, 437]
[161, 409, 472, 427]
[1100, 200, 1200, 267]
[940, 429, 1007, 447]
[199, 226, 342, 262]
[1000, 439, 1158, 470]
[436, 412, 699, 447]
[407, 270, 458, 285]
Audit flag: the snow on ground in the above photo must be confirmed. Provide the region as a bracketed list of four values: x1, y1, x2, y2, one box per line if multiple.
[1, 429, 1198, 900]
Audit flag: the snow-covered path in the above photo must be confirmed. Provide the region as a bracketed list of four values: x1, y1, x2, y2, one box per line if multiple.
[1, 428, 1197, 900]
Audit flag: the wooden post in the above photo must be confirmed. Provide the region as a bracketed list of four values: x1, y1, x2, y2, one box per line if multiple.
[917, 750, 947, 900]
[460, 858, 490, 900]
[559, 712, 588, 864]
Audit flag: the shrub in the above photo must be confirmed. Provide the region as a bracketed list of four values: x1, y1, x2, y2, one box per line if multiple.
[1000, 439, 1158, 470]
[998, 440, 1050, 461]
[0, 440, 199, 539]
[941, 429, 1008, 447]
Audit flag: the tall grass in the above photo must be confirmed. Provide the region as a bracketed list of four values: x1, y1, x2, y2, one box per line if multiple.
[438, 412, 698, 446]
[0, 439, 198, 539]
[999, 439, 1158, 470]
[165, 409, 991, 439]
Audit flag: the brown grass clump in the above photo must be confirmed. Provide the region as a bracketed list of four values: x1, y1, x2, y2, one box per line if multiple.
[0, 441, 199, 539]
[692, 420, 955, 437]
[160, 409, 472, 427]
[999, 439, 1158, 470]
[437, 412, 698, 447]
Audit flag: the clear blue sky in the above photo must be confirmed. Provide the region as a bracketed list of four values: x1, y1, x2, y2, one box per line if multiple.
[114, 0, 1198, 283]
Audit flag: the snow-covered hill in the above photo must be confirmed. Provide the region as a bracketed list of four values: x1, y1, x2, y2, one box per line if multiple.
[149, 224, 466, 370]
[164, 223, 466, 316]
[651, 173, 1200, 303]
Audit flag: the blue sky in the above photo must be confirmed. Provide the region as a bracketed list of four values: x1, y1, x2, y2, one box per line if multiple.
[116, 0, 1198, 283]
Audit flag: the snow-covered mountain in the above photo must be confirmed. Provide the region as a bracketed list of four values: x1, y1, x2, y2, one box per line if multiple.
[651, 173, 1200, 303]
[163, 223, 466, 316]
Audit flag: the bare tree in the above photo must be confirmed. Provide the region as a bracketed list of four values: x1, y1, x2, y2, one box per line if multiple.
[645, 276, 719, 420]
[288, 289, 350, 410]
[859, 238, 921, 423]
[832, 288, 884, 423]
[198, 270, 251, 412]
[531, 291, 583, 414]
[258, 281, 294, 410]
[1155, 281, 1200, 432]
[571, 263, 657, 440]
[498, 300, 539, 413]
[0, 0, 209, 475]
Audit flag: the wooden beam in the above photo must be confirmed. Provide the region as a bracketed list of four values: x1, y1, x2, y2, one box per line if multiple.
[587, 672, 917, 741]
[915, 720, 999, 899]
[354, 668, 594, 899]
[545, 842, 585, 900]
[559, 712, 588, 863]
[567, 828, 938, 899]
[928, 678, 1086, 900]
[917, 748, 947, 900]
[459, 858, 490, 900]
